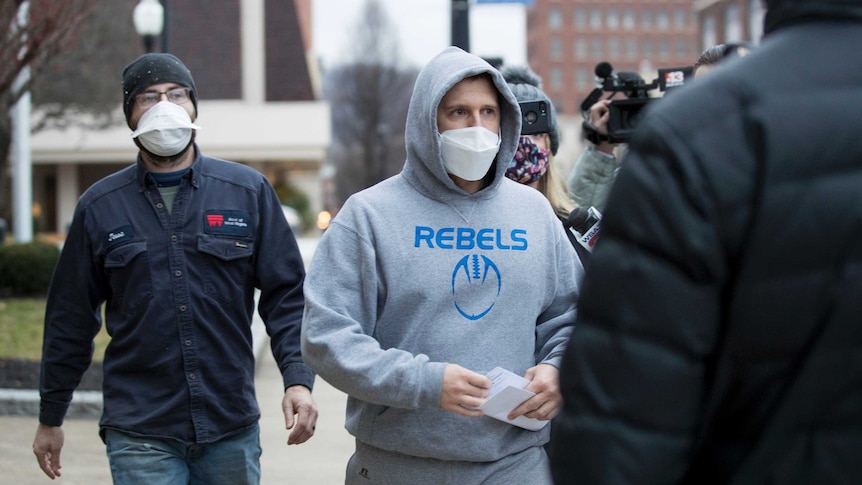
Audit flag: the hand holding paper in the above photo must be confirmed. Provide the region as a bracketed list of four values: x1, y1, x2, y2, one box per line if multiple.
[441, 364, 493, 417]
[475, 367, 550, 431]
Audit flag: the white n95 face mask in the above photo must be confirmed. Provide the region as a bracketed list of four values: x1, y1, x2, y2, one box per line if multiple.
[131, 101, 201, 157]
[439, 126, 501, 181]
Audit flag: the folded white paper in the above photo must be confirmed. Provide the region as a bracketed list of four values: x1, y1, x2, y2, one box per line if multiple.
[476, 367, 549, 431]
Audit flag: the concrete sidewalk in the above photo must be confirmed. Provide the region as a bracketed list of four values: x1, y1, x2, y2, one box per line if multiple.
[0, 349, 354, 484]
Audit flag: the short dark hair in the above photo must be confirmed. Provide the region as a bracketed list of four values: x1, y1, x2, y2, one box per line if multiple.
[695, 44, 728, 71]
[695, 42, 755, 71]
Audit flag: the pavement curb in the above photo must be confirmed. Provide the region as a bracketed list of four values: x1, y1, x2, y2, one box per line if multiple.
[0, 388, 102, 419]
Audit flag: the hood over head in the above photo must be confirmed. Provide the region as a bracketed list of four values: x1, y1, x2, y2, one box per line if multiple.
[764, 0, 862, 34]
[402, 46, 521, 199]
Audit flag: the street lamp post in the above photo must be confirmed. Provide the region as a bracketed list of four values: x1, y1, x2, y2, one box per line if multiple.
[451, 0, 470, 52]
[133, 0, 164, 53]
[11, 1, 33, 243]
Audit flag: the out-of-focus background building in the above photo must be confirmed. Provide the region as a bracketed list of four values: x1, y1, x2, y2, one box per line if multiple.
[526, 0, 764, 175]
[527, 0, 698, 117]
[26, 0, 328, 237]
[695, 0, 765, 49]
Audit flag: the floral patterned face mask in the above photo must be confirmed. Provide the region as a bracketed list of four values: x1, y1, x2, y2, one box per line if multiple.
[505, 136, 550, 184]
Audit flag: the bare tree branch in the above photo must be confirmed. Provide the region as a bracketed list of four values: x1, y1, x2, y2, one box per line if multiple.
[0, 0, 104, 109]
[0, 0, 110, 223]
[323, 0, 419, 207]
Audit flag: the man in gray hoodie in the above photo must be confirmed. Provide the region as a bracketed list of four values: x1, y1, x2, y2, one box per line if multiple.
[301, 47, 581, 484]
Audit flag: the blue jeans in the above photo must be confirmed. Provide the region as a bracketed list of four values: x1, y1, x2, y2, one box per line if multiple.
[105, 423, 261, 485]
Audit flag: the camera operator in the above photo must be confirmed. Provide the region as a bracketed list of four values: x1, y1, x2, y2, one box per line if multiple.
[567, 52, 738, 212]
[567, 71, 644, 213]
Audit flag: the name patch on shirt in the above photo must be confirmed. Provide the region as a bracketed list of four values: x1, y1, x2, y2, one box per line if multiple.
[204, 210, 252, 236]
[104, 225, 134, 249]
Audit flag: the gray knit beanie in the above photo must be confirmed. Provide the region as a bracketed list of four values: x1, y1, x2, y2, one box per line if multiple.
[122, 53, 198, 128]
[500, 65, 559, 155]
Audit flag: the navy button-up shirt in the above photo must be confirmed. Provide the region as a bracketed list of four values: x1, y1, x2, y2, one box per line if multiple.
[39, 149, 313, 444]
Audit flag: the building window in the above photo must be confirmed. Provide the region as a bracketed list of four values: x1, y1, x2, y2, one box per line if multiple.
[656, 10, 669, 31]
[623, 9, 635, 30]
[575, 38, 587, 59]
[749, 0, 764, 43]
[591, 38, 603, 59]
[575, 7, 587, 30]
[590, 9, 602, 30]
[658, 38, 669, 60]
[549, 8, 562, 30]
[725, 5, 742, 42]
[675, 38, 688, 58]
[607, 9, 619, 30]
[550, 37, 563, 60]
[576, 68, 590, 90]
[574, 8, 586, 30]
[626, 37, 638, 60]
[550, 67, 563, 90]
[674, 8, 687, 30]
[702, 15, 716, 50]
[608, 37, 620, 59]
[641, 9, 652, 30]
[642, 39, 653, 59]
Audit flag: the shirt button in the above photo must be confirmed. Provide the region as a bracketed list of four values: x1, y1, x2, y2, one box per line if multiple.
[185, 339, 192, 346]
[175, 270, 182, 277]
[156, 203, 164, 209]
[180, 305, 187, 312]
[171, 235, 178, 242]
[189, 373, 196, 380]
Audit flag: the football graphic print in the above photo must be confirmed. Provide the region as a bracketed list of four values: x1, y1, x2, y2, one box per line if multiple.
[451, 254, 501, 320]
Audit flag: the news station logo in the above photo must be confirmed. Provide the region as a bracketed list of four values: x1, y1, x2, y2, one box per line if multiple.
[664, 69, 686, 88]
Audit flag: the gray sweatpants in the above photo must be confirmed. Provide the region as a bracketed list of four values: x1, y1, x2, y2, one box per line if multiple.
[345, 439, 552, 484]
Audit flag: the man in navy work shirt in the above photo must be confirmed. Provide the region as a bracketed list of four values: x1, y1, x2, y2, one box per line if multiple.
[32, 53, 317, 484]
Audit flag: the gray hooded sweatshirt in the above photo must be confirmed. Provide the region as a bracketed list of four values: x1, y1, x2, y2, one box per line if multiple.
[301, 47, 581, 462]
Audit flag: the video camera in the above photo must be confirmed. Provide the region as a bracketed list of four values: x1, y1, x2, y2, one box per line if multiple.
[580, 61, 693, 144]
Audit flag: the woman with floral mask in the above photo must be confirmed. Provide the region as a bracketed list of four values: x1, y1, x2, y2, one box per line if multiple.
[500, 66, 589, 265]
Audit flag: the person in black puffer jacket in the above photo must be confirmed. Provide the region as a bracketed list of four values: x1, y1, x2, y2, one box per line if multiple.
[550, 0, 862, 484]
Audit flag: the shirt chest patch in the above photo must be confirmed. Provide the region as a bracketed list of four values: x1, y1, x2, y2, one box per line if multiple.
[204, 210, 252, 236]
[104, 225, 134, 249]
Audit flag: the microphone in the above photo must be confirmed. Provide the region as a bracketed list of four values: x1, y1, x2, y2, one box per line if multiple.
[580, 62, 616, 113]
[565, 206, 602, 252]
[595, 61, 613, 79]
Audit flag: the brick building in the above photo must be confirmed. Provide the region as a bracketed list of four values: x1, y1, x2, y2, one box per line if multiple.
[694, 0, 765, 47]
[526, 0, 700, 116]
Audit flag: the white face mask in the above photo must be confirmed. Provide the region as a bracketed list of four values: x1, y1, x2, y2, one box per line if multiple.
[438, 126, 501, 181]
[131, 101, 201, 157]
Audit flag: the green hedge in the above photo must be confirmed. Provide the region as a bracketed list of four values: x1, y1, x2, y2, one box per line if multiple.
[0, 242, 61, 297]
